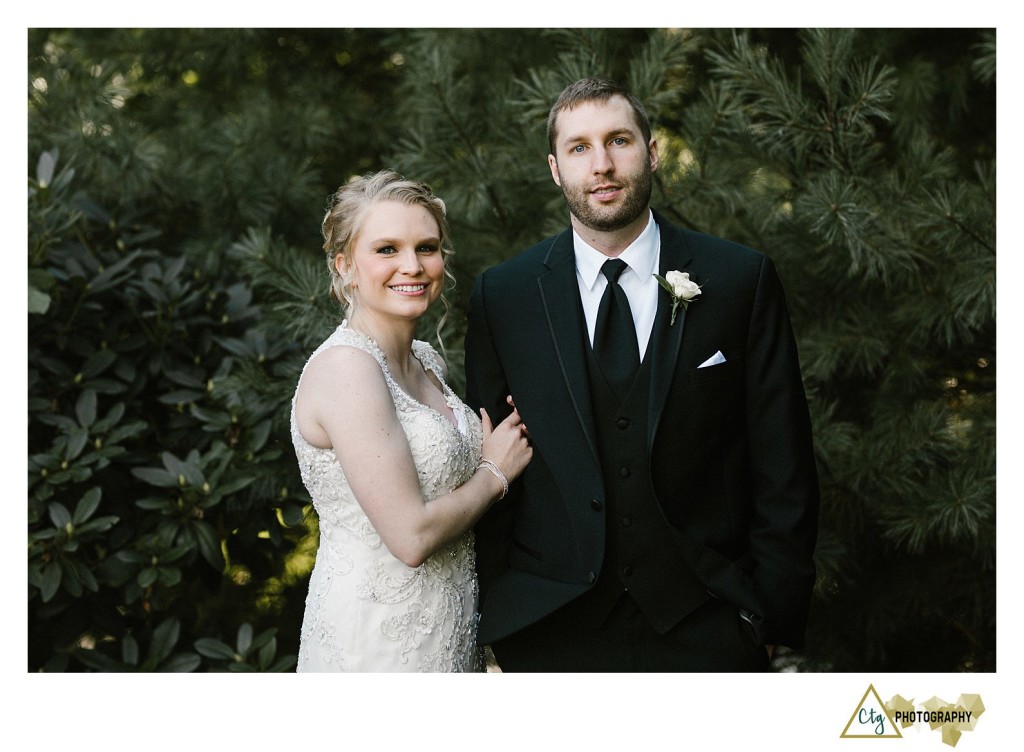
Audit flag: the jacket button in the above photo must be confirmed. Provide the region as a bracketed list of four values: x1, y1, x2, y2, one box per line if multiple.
[588, 571, 596, 584]
[619, 466, 630, 478]
[622, 566, 633, 577]
[590, 499, 603, 511]
[616, 418, 629, 430]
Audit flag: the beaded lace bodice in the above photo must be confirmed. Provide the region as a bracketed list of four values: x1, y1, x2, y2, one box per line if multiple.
[291, 322, 483, 672]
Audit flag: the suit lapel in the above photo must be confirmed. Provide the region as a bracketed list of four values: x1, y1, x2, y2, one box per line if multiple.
[537, 231, 600, 464]
[647, 217, 694, 450]
[534, 216, 694, 458]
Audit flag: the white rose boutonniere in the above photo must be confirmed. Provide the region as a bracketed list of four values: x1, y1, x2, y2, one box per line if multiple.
[654, 270, 702, 325]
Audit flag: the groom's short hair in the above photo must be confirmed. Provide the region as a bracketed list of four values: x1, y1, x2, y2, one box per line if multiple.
[546, 77, 653, 157]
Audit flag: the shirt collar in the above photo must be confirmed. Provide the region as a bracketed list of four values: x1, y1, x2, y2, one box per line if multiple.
[573, 210, 658, 290]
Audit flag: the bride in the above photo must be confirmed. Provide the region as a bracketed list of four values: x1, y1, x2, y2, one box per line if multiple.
[291, 170, 532, 671]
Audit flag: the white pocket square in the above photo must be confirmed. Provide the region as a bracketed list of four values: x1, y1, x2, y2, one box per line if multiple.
[698, 350, 726, 368]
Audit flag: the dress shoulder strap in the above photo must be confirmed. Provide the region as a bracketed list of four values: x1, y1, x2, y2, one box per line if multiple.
[311, 321, 387, 367]
[411, 339, 447, 385]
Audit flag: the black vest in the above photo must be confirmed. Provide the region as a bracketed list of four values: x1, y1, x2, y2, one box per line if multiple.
[577, 342, 710, 633]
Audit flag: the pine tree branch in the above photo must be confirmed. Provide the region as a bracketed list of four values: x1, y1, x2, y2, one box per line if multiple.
[429, 80, 511, 230]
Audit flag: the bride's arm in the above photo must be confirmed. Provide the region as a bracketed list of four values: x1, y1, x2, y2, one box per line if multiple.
[296, 345, 531, 568]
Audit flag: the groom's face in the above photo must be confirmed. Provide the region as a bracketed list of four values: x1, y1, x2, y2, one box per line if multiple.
[548, 94, 658, 234]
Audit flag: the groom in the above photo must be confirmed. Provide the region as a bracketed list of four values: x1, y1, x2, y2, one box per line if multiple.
[465, 78, 819, 671]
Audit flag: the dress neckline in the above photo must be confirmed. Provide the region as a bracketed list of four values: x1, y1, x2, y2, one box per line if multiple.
[341, 321, 465, 435]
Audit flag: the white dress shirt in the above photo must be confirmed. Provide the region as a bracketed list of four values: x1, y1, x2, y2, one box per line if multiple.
[573, 211, 661, 360]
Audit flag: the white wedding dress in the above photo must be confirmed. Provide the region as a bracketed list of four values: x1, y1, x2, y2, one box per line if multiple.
[291, 322, 484, 672]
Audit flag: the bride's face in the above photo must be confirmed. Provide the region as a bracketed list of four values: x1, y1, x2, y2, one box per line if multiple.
[340, 200, 445, 325]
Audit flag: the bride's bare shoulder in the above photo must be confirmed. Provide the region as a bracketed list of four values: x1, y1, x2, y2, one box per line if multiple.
[302, 343, 386, 394]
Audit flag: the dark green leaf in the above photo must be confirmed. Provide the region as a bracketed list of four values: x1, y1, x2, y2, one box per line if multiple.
[189, 405, 232, 428]
[115, 550, 145, 564]
[122, 635, 140, 666]
[131, 467, 178, 487]
[247, 420, 272, 452]
[92, 401, 126, 432]
[280, 503, 305, 527]
[82, 378, 124, 395]
[75, 389, 98, 427]
[64, 572, 83, 597]
[161, 653, 201, 673]
[89, 250, 145, 293]
[64, 427, 89, 460]
[236, 623, 253, 655]
[148, 618, 181, 664]
[268, 655, 298, 673]
[137, 567, 158, 588]
[81, 349, 117, 378]
[48, 502, 72, 529]
[258, 637, 276, 668]
[107, 420, 148, 443]
[73, 487, 102, 524]
[160, 545, 193, 564]
[77, 515, 119, 534]
[194, 638, 238, 660]
[28, 286, 51, 314]
[192, 521, 224, 569]
[75, 648, 129, 672]
[164, 368, 205, 389]
[65, 558, 99, 592]
[211, 476, 255, 498]
[158, 566, 182, 586]
[40, 561, 62, 602]
[250, 627, 277, 650]
[215, 336, 255, 358]
[135, 498, 170, 510]
[162, 451, 204, 487]
[37, 150, 57, 186]
[28, 268, 56, 291]
[157, 389, 205, 405]
[27, 562, 45, 588]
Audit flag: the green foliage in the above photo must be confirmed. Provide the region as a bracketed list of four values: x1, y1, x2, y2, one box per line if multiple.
[687, 29, 995, 671]
[73, 617, 201, 673]
[28, 28, 995, 672]
[27, 144, 309, 671]
[26, 28, 402, 672]
[194, 622, 297, 672]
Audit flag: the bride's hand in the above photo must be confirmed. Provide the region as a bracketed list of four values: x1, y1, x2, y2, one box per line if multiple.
[480, 403, 533, 486]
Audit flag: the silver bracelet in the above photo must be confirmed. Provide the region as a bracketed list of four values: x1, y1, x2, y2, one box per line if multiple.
[477, 459, 508, 500]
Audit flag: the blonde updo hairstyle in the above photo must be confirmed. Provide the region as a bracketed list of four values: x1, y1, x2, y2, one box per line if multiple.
[321, 170, 455, 343]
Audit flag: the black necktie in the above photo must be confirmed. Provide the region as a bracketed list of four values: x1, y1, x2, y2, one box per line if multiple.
[594, 258, 640, 398]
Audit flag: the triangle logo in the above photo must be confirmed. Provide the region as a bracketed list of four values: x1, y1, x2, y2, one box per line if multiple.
[841, 684, 903, 739]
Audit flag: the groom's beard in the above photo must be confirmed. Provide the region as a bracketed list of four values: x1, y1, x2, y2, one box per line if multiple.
[558, 158, 653, 233]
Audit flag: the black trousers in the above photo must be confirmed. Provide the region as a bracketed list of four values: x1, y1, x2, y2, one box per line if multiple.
[489, 591, 770, 672]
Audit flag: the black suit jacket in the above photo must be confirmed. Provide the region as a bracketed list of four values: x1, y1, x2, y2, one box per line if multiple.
[465, 211, 819, 648]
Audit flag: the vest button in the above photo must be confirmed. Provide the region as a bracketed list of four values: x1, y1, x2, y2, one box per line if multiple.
[622, 565, 633, 577]
[622, 516, 632, 527]
[616, 418, 629, 430]
[619, 466, 630, 478]
[590, 499, 603, 511]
